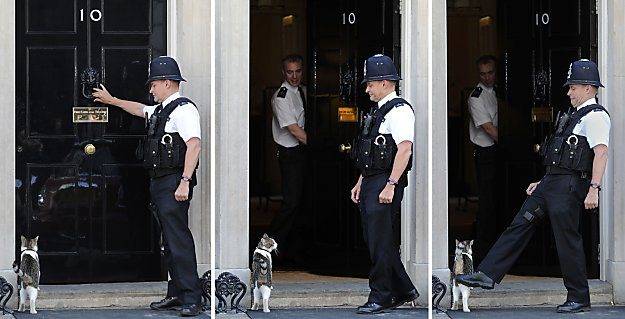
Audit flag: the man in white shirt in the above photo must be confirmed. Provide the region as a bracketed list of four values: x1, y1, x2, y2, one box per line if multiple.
[93, 56, 203, 316]
[467, 55, 499, 260]
[350, 54, 418, 314]
[458, 59, 610, 314]
[269, 54, 308, 261]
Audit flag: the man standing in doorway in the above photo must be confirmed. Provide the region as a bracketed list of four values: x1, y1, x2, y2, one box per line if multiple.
[468, 55, 499, 260]
[93, 56, 203, 317]
[269, 54, 307, 262]
[457, 59, 611, 313]
[350, 54, 418, 314]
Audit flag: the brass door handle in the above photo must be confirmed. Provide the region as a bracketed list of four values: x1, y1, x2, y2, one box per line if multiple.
[339, 143, 352, 153]
[84, 144, 96, 155]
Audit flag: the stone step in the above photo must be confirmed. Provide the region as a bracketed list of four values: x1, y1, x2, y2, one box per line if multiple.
[9, 274, 614, 311]
[35, 282, 167, 309]
[445, 276, 613, 309]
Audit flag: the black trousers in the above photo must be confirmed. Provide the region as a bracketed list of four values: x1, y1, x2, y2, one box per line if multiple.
[478, 173, 591, 304]
[359, 173, 416, 305]
[473, 145, 497, 257]
[150, 173, 202, 305]
[269, 145, 306, 253]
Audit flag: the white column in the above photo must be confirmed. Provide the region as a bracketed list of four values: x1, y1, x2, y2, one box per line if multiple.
[0, 0, 17, 304]
[401, 0, 441, 304]
[602, 0, 625, 303]
[212, 0, 251, 283]
[430, 0, 450, 278]
[173, 0, 212, 276]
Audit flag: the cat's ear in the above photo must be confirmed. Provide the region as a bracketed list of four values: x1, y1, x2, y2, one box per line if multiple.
[469, 240, 474, 246]
[21, 235, 26, 245]
[455, 239, 459, 245]
[34, 236, 39, 243]
[262, 233, 269, 239]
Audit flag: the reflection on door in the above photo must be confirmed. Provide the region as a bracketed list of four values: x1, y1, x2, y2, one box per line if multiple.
[15, 0, 167, 283]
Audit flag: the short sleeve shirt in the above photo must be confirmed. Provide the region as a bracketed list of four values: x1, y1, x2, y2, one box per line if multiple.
[377, 91, 415, 144]
[271, 82, 306, 147]
[572, 98, 611, 148]
[143, 91, 201, 142]
[467, 82, 498, 147]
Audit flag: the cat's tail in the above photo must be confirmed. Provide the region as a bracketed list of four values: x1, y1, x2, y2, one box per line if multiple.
[13, 260, 23, 276]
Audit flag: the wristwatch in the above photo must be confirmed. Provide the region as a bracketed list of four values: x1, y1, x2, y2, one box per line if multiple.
[181, 175, 192, 183]
[590, 182, 601, 191]
[387, 178, 398, 186]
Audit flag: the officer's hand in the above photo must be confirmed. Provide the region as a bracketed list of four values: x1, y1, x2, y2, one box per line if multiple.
[350, 183, 361, 204]
[92, 84, 115, 104]
[526, 181, 540, 195]
[379, 185, 394, 204]
[175, 181, 190, 201]
[584, 188, 599, 210]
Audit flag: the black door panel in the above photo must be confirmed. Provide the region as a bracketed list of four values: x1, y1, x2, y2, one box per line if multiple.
[307, 0, 400, 276]
[16, 0, 167, 283]
[498, 0, 599, 278]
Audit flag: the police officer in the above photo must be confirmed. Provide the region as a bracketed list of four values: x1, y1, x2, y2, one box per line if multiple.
[269, 54, 307, 260]
[457, 59, 611, 313]
[93, 56, 203, 317]
[468, 55, 499, 260]
[350, 54, 419, 314]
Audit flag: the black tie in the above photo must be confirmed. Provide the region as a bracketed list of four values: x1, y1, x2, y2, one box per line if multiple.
[298, 86, 306, 109]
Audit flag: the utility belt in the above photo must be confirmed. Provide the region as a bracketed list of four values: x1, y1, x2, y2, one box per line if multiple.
[545, 165, 590, 179]
[148, 167, 183, 179]
[277, 144, 304, 152]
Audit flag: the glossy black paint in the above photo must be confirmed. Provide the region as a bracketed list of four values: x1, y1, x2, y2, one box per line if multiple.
[15, 0, 167, 283]
[497, 0, 599, 278]
[306, 0, 401, 276]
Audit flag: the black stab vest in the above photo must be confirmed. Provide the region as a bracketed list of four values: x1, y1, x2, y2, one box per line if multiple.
[352, 98, 414, 184]
[143, 97, 196, 178]
[539, 104, 609, 174]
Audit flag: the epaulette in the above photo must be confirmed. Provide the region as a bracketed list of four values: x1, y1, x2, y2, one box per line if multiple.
[470, 86, 482, 98]
[277, 87, 287, 98]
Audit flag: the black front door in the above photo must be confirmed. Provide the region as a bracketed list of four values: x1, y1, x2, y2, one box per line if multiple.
[498, 0, 599, 278]
[15, 0, 167, 283]
[306, 0, 400, 276]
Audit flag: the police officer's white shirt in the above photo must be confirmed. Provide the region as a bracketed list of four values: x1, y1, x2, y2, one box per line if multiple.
[468, 82, 498, 147]
[143, 91, 202, 142]
[377, 91, 415, 144]
[573, 97, 611, 148]
[271, 81, 306, 147]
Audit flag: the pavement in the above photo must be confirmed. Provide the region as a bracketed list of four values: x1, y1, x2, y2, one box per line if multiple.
[9, 306, 625, 318]
[6, 307, 426, 319]
[244, 308, 426, 318]
[437, 306, 625, 318]
[9, 309, 211, 319]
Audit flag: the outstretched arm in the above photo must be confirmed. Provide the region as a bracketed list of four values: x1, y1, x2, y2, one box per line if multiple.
[93, 84, 147, 118]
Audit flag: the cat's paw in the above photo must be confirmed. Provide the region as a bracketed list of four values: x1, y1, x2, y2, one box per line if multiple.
[18, 304, 25, 312]
[30, 309, 38, 314]
[450, 302, 458, 311]
[463, 308, 470, 313]
[251, 304, 258, 311]
[263, 308, 270, 313]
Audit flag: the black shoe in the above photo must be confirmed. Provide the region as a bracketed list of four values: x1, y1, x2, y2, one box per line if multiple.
[356, 302, 389, 314]
[389, 289, 419, 309]
[150, 297, 182, 311]
[556, 301, 590, 313]
[180, 304, 202, 317]
[455, 271, 495, 289]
